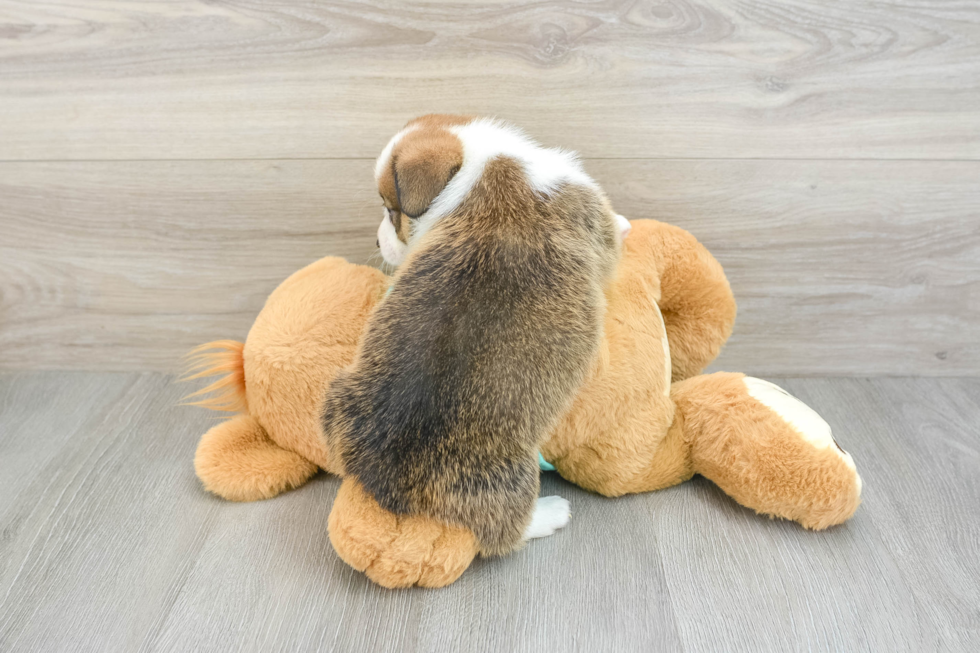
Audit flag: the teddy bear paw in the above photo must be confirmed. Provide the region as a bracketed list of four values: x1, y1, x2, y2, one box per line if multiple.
[328, 479, 479, 588]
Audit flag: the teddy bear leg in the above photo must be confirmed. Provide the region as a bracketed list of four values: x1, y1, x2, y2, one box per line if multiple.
[195, 414, 319, 502]
[671, 372, 862, 530]
[328, 479, 479, 588]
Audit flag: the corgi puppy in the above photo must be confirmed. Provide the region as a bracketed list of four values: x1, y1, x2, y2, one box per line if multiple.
[322, 115, 628, 555]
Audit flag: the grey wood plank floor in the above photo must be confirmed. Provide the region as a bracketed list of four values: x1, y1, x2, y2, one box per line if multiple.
[0, 373, 977, 652]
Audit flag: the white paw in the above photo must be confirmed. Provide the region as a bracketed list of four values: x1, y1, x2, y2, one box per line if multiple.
[523, 496, 571, 540]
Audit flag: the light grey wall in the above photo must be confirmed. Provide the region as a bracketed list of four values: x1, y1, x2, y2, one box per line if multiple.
[1, 1, 977, 375]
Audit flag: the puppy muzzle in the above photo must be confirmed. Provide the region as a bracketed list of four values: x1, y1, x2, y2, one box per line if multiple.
[377, 212, 408, 267]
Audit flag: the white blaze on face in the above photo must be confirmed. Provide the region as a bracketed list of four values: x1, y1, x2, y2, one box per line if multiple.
[743, 377, 861, 490]
[375, 126, 416, 181]
[410, 118, 598, 249]
[378, 211, 407, 267]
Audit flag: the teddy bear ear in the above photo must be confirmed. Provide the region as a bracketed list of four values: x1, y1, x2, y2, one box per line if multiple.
[392, 135, 463, 219]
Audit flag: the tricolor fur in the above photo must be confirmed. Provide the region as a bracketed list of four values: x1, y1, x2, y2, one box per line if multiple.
[323, 115, 622, 555]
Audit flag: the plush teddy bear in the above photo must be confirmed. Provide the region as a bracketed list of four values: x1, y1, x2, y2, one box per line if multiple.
[186, 219, 862, 589]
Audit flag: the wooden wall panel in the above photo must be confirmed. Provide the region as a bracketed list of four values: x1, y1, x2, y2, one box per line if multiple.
[591, 160, 980, 376]
[1, 0, 977, 373]
[1, 0, 978, 160]
[2, 159, 976, 374]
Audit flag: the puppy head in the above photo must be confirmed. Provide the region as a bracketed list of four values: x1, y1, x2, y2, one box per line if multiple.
[374, 114, 632, 267]
[375, 114, 469, 266]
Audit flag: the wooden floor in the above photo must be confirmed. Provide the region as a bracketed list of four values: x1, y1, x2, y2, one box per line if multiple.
[1, 372, 977, 652]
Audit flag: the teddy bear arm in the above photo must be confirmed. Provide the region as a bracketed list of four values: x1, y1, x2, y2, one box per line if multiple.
[194, 414, 319, 502]
[670, 372, 863, 529]
[643, 221, 737, 381]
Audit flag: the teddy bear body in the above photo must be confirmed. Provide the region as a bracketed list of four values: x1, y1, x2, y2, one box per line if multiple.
[190, 220, 862, 588]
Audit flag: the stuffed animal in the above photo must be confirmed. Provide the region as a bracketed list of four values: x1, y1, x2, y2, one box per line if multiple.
[186, 219, 862, 588]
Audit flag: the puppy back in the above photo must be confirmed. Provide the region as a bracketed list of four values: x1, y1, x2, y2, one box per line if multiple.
[325, 153, 619, 555]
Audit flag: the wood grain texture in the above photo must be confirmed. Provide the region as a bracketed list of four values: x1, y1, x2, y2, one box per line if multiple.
[595, 159, 980, 376]
[1, 159, 977, 374]
[1, 0, 979, 160]
[1, 373, 978, 651]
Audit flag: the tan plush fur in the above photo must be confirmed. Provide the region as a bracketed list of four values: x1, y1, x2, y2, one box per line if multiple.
[195, 414, 318, 502]
[183, 340, 248, 413]
[189, 219, 862, 587]
[672, 373, 862, 530]
[328, 478, 479, 588]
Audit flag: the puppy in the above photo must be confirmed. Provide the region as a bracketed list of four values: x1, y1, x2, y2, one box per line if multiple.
[322, 115, 627, 555]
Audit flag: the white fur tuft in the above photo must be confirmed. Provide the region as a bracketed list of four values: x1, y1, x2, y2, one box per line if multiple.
[375, 125, 416, 181]
[615, 214, 632, 242]
[411, 118, 598, 247]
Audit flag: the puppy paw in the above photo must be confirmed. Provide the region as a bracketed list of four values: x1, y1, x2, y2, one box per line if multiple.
[524, 495, 571, 540]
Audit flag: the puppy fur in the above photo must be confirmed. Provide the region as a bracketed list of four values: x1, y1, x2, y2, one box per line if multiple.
[322, 115, 621, 555]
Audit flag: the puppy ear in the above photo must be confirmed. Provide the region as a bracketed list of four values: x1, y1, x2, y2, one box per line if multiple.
[393, 137, 463, 218]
